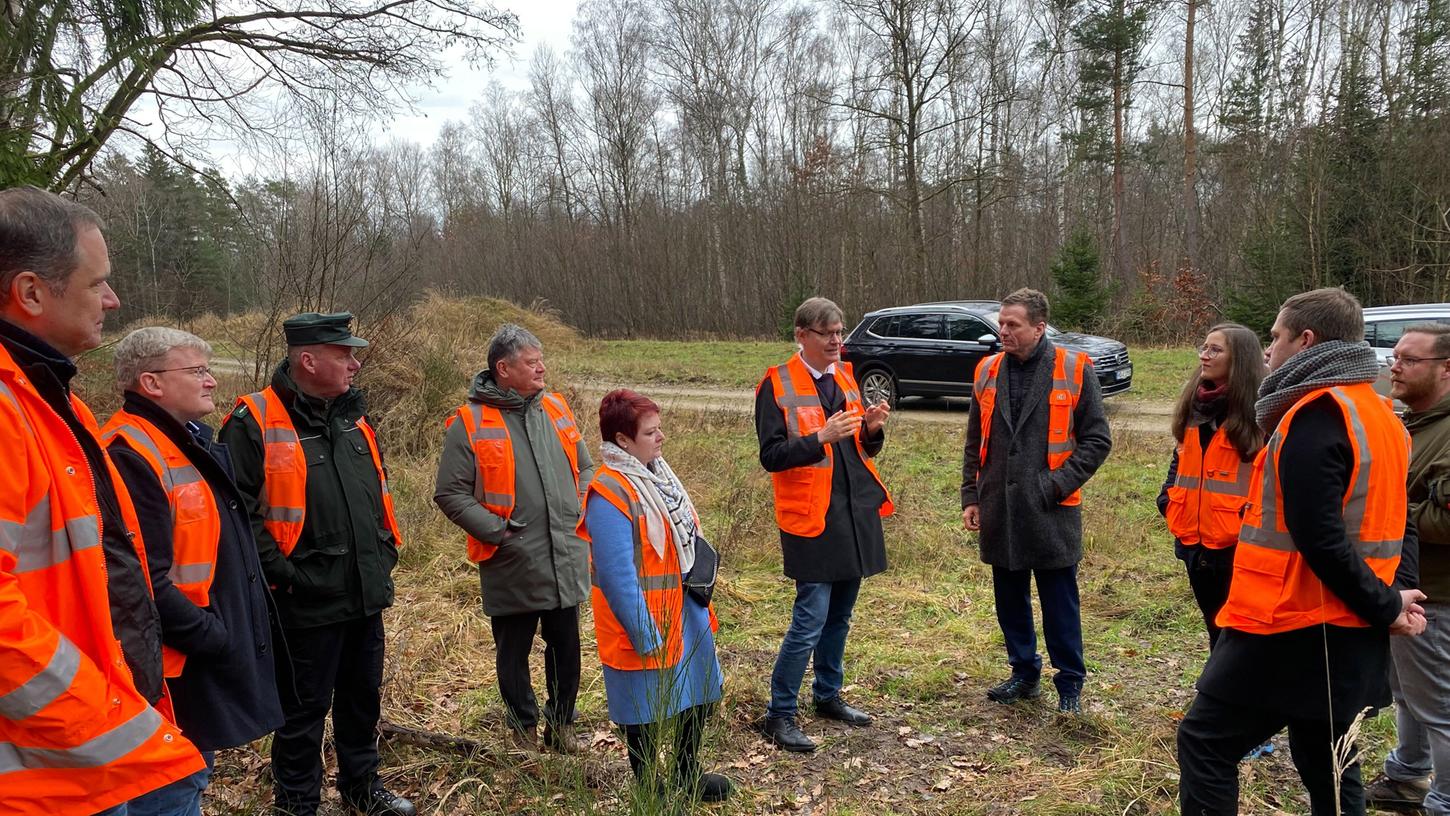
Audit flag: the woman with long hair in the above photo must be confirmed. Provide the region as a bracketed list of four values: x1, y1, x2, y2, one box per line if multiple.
[1157, 323, 1267, 650]
[578, 389, 730, 806]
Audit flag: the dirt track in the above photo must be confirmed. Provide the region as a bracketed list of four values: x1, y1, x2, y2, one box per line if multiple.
[573, 382, 1173, 435]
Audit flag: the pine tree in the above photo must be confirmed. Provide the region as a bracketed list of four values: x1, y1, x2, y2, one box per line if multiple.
[1050, 229, 1109, 331]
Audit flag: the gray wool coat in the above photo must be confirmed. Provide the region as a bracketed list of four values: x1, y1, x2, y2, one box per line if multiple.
[959, 339, 1112, 571]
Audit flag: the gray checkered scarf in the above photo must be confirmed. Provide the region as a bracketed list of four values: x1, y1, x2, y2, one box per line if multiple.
[1255, 340, 1379, 431]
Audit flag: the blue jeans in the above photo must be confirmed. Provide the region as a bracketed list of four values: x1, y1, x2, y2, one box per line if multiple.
[1385, 603, 1450, 816]
[992, 564, 1085, 695]
[107, 751, 214, 816]
[768, 578, 861, 718]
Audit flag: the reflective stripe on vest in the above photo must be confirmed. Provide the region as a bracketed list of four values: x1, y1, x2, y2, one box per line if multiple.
[578, 467, 686, 671]
[1217, 384, 1408, 634]
[0, 344, 204, 813]
[448, 393, 582, 563]
[973, 347, 1088, 507]
[101, 410, 223, 677]
[1164, 425, 1253, 549]
[763, 355, 894, 537]
[234, 388, 403, 557]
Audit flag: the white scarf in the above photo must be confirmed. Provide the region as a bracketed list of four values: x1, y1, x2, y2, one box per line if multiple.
[600, 442, 697, 574]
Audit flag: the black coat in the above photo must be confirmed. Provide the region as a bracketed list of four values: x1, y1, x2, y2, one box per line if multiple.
[1196, 394, 1418, 721]
[108, 392, 285, 751]
[960, 339, 1112, 571]
[755, 364, 889, 583]
[219, 363, 399, 628]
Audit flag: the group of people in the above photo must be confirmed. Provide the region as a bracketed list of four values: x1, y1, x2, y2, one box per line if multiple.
[0, 179, 1444, 816]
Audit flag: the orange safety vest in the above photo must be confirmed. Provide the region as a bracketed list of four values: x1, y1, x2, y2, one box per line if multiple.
[576, 466, 717, 671]
[762, 355, 894, 537]
[972, 347, 1090, 507]
[1216, 384, 1409, 634]
[446, 393, 582, 563]
[1164, 425, 1253, 549]
[0, 345, 204, 816]
[233, 388, 403, 557]
[101, 408, 222, 678]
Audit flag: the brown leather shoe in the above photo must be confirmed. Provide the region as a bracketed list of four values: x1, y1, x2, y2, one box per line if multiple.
[543, 723, 581, 754]
[506, 725, 537, 753]
[1364, 773, 1430, 812]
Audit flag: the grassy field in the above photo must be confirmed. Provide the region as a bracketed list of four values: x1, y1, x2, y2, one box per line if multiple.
[74, 303, 1391, 815]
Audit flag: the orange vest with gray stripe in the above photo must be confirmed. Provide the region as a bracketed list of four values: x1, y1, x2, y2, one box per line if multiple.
[234, 388, 402, 557]
[577, 466, 717, 670]
[972, 347, 1089, 507]
[764, 355, 894, 537]
[447, 394, 582, 563]
[1216, 384, 1408, 634]
[0, 344, 204, 816]
[101, 409, 221, 678]
[1164, 426, 1253, 549]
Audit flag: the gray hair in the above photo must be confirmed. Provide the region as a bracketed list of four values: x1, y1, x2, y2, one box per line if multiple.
[794, 297, 844, 330]
[114, 327, 213, 390]
[0, 186, 104, 303]
[487, 323, 543, 374]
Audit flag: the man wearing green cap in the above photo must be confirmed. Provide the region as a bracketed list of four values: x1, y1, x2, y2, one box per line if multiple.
[220, 312, 414, 816]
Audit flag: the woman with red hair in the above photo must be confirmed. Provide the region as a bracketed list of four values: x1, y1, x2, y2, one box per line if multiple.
[578, 389, 730, 804]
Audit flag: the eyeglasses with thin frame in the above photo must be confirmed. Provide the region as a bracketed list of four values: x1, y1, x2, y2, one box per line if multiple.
[146, 365, 214, 380]
[805, 328, 845, 340]
[1198, 344, 1227, 359]
[1387, 354, 1450, 367]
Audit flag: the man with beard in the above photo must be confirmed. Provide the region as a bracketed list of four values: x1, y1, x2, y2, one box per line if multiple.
[1364, 323, 1450, 816]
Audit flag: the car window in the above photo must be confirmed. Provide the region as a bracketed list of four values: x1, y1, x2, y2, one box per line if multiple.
[868, 315, 899, 337]
[1366, 317, 1450, 348]
[897, 313, 944, 340]
[944, 314, 994, 342]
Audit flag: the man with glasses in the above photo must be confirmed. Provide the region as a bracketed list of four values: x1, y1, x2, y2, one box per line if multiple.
[221, 313, 414, 816]
[104, 327, 284, 815]
[1363, 323, 1450, 816]
[755, 297, 894, 752]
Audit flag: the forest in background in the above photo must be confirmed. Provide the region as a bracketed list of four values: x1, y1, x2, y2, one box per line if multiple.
[14, 0, 1450, 341]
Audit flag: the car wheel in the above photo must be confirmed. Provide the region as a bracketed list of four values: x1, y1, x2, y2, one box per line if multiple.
[860, 368, 898, 409]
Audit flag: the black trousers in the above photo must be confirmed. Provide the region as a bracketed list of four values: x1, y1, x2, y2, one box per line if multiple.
[992, 564, 1085, 695]
[490, 605, 581, 732]
[1178, 691, 1365, 816]
[1178, 543, 1235, 651]
[624, 704, 712, 785]
[272, 613, 385, 816]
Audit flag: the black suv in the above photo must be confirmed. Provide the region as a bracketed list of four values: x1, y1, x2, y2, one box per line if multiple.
[840, 301, 1134, 407]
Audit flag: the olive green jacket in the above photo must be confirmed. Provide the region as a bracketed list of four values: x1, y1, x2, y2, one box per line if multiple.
[1404, 391, 1450, 602]
[220, 362, 399, 628]
[433, 372, 594, 617]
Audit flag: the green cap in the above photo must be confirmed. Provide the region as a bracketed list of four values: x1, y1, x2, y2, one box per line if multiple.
[281, 312, 369, 348]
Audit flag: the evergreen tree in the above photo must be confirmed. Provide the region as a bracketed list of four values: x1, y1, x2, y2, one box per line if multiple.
[1050, 229, 1109, 331]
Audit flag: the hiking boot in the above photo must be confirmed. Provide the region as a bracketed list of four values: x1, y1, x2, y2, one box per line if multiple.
[679, 771, 734, 803]
[340, 784, 416, 816]
[1057, 694, 1081, 715]
[986, 676, 1041, 704]
[505, 725, 537, 753]
[1365, 773, 1430, 812]
[543, 722, 581, 754]
[814, 696, 872, 726]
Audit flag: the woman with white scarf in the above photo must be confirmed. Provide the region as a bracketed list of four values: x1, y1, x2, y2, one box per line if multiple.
[579, 389, 730, 804]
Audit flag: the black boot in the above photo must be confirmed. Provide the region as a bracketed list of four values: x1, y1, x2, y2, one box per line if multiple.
[671, 705, 732, 802]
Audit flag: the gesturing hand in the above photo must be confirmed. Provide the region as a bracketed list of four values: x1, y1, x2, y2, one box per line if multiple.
[864, 401, 891, 433]
[817, 409, 863, 444]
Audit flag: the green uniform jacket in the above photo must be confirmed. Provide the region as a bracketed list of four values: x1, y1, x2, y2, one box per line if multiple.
[220, 362, 399, 628]
[433, 372, 594, 617]
[1404, 392, 1450, 602]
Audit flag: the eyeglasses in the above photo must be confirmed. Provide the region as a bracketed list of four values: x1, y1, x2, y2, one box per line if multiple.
[1198, 345, 1227, 359]
[806, 328, 845, 340]
[1388, 354, 1450, 367]
[146, 365, 213, 380]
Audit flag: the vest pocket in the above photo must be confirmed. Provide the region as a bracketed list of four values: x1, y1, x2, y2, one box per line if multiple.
[1224, 544, 1289, 624]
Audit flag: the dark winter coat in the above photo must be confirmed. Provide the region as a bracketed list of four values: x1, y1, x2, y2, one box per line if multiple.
[755, 362, 889, 583]
[108, 391, 285, 751]
[432, 372, 595, 617]
[219, 362, 399, 629]
[960, 338, 1112, 571]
